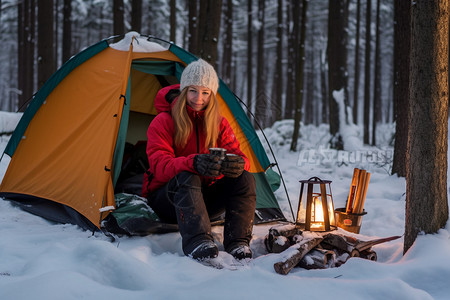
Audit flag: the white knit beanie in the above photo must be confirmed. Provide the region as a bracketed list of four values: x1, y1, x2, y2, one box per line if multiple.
[180, 59, 219, 95]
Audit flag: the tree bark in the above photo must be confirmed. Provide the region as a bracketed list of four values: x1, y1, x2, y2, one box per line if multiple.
[271, 0, 284, 123]
[197, 0, 222, 67]
[170, 0, 176, 42]
[221, 0, 233, 87]
[353, 0, 361, 124]
[405, 0, 449, 254]
[62, 0, 72, 64]
[131, 0, 142, 33]
[327, 0, 349, 150]
[391, 0, 410, 177]
[188, 0, 199, 55]
[113, 0, 125, 36]
[363, 0, 371, 144]
[290, 0, 307, 152]
[255, 0, 266, 127]
[372, 0, 382, 146]
[38, 0, 55, 90]
[247, 0, 253, 120]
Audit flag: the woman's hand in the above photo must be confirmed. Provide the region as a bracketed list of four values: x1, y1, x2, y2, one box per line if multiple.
[221, 155, 245, 178]
[193, 154, 222, 177]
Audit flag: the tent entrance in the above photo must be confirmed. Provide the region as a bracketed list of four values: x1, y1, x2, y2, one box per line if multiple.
[113, 60, 183, 195]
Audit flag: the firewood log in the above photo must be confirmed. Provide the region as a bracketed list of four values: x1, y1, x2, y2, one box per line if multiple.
[273, 236, 323, 275]
[298, 248, 336, 269]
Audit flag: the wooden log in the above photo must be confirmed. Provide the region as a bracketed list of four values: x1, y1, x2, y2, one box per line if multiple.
[354, 235, 402, 252]
[346, 168, 360, 213]
[273, 236, 323, 275]
[351, 170, 367, 213]
[298, 248, 336, 269]
[264, 223, 302, 253]
[360, 249, 377, 261]
[354, 172, 371, 214]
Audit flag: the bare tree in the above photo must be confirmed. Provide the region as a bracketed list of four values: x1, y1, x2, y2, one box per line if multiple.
[170, 0, 176, 42]
[255, 0, 266, 126]
[353, 0, 361, 124]
[131, 0, 142, 33]
[247, 0, 253, 120]
[197, 0, 222, 66]
[38, 0, 55, 89]
[327, 0, 349, 150]
[62, 0, 72, 64]
[18, 0, 35, 111]
[392, 0, 410, 177]
[290, 0, 307, 152]
[271, 0, 284, 123]
[372, 0, 382, 146]
[404, 0, 449, 254]
[188, 0, 199, 55]
[113, 0, 125, 36]
[363, 0, 371, 144]
[221, 0, 233, 87]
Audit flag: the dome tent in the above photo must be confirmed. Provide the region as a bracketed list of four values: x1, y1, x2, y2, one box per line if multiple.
[0, 33, 285, 234]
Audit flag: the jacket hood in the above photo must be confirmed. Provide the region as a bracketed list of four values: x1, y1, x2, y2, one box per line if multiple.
[154, 84, 180, 114]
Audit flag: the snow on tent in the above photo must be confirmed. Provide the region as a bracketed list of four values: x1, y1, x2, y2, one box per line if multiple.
[0, 32, 286, 235]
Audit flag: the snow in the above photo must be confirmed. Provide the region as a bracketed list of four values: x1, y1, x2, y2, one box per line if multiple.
[0, 111, 449, 300]
[109, 31, 169, 52]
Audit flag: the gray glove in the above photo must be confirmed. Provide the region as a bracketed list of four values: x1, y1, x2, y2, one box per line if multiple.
[221, 155, 245, 178]
[193, 154, 221, 177]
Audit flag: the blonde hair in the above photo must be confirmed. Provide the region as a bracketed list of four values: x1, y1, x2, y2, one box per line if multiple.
[172, 88, 221, 149]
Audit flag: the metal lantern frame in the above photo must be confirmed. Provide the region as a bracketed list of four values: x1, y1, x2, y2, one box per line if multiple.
[296, 177, 336, 232]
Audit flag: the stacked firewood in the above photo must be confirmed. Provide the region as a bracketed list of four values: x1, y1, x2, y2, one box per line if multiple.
[265, 223, 400, 275]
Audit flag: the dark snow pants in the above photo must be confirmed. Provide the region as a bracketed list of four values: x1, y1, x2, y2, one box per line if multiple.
[147, 171, 256, 255]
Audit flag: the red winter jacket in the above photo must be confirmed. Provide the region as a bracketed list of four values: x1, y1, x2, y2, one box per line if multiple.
[142, 84, 250, 198]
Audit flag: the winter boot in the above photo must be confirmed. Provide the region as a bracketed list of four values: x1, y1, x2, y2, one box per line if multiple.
[187, 239, 219, 260]
[226, 242, 252, 260]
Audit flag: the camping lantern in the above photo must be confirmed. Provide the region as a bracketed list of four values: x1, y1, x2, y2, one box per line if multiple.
[296, 177, 336, 232]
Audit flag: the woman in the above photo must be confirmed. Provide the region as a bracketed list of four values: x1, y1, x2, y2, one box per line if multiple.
[142, 59, 256, 261]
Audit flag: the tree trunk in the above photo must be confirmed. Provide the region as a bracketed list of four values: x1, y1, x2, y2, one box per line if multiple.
[197, 0, 222, 67]
[404, 0, 449, 254]
[188, 0, 199, 55]
[113, 0, 125, 36]
[391, 1, 410, 177]
[327, 0, 349, 150]
[247, 0, 253, 120]
[255, 0, 266, 127]
[353, 0, 361, 124]
[18, 0, 35, 111]
[305, 20, 315, 126]
[363, 0, 371, 144]
[372, 0, 382, 146]
[271, 0, 284, 123]
[321, 48, 328, 124]
[290, 0, 307, 152]
[170, 0, 176, 42]
[221, 0, 233, 87]
[62, 0, 72, 64]
[38, 0, 55, 90]
[131, 0, 142, 33]
[285, 0, 297, 120]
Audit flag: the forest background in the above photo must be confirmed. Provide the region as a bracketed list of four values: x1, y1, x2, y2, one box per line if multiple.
[0, 0, 394, 147]
[0, 0, 448, 253]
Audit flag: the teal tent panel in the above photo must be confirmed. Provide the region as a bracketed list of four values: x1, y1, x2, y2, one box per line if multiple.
[112, 78, 131, 186]
[4, 40, 109, 158]
[131, 61, 183, 77]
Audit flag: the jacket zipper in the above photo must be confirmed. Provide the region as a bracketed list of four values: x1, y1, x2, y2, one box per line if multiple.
[195, 112, 200, 153]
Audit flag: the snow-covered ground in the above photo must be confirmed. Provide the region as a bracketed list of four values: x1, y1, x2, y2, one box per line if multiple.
[0, 111, 449, 300]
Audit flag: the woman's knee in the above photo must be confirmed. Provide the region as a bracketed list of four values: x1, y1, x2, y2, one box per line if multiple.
[175, 171, 202, 188]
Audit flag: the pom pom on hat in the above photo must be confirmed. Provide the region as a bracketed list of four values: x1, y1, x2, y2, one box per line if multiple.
[180, 59, 219, 94]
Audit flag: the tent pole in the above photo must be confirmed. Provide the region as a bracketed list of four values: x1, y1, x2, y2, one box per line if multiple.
[233, 93, 296, 222]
